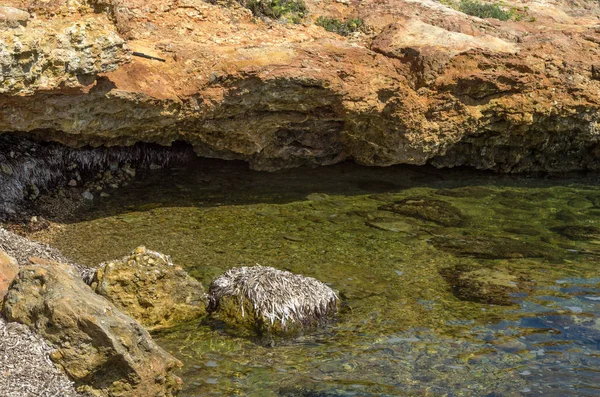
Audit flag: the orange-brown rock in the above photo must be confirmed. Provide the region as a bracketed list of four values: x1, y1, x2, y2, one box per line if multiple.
[0, 249, 18, 302]
[1, 0, 600, 172]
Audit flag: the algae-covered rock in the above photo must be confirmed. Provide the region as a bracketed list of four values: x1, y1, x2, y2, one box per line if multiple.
[430, 235, 559, 259]
[2, 261, 182, 397]
[440, 265, 530, 306]
[365, 217, 414, 233]
[94, 246, 207, 330]
[435, 186, 495, 199]
[379, 196, 465, 227]
[550, 225, 600, 241]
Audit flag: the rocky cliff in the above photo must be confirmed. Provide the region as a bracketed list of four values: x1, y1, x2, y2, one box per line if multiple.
[1, 0, 600, 172]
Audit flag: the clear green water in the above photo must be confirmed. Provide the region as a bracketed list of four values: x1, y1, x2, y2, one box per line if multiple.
[47, 161, 600, 396]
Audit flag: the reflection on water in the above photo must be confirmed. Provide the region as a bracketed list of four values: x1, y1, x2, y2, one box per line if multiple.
[46, 161, 600, 396]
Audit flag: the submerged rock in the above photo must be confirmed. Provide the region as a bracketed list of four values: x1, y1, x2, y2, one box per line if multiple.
[430, 235, 560, 259]
[551, 225, 600, 241]
[93, 246, 207, 330]
[365, 218, 414, 233]
[2, 261, 182, 397]
[435, 186, 496, 199]
[440, 265, 530, 306]
[379, 196, 465, 227]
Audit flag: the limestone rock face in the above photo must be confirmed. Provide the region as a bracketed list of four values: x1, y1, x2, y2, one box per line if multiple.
[0, 12, 129, 94]
[93, 246, 207, 330]
[2, 261, 182, 397]
[0, 6, 29, 28]
[0, 249, 18, 302]
[0, 0, 599, 172]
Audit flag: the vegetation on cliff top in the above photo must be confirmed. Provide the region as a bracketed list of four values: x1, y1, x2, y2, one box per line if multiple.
[315, 16, 364, 36]
[245, 0, 307, 23]
[441, 0, 529, 21]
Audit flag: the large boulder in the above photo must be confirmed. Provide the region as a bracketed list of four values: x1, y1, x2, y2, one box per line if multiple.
[93, 246, 207, 330]
[2, 261, 182, 397]
[0, 248, 18, 302]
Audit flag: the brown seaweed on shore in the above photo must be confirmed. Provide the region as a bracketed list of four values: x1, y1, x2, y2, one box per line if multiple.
[207, 265, 338, 329]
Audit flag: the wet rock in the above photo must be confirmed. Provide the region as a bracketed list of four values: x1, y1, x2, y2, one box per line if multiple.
[0, 249, 18, 302]
[430, 235, 558, 259]
[440, 265, 530, 305]
[379, 196, 465, 227]
[2, 261, 182, 397]
[551, 225, 600, 241]
[93, 246, 207, 330]
[554, 209, 585, 223]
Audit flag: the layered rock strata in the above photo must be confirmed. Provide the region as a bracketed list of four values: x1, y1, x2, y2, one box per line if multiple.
[0, 0, 599, 173]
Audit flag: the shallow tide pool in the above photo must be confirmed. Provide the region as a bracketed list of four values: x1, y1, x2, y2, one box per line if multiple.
[45, 161, 600, 396]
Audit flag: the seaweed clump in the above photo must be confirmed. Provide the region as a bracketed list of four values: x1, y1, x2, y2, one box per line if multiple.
[207, 265, 338, 330]
[245, 0, 307, 23]
[315, 16, 363, 36]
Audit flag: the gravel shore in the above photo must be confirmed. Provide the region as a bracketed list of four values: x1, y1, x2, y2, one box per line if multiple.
[0, 226, 88, 397]
[0, 317, 84, 397]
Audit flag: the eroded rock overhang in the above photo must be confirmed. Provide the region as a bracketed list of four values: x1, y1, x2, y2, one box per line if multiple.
[1, 0, 600, 173]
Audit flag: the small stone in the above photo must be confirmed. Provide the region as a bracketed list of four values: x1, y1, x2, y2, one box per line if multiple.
[564, 306, 583, 313]
[122, 166, 136, 178]
[68, 179, 77, 187]
[1, 163, 13, 175]
[82, 191, 94, 200]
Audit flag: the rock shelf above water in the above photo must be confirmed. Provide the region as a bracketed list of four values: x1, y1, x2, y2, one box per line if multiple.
[0, 0, 599, 173]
